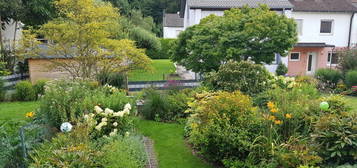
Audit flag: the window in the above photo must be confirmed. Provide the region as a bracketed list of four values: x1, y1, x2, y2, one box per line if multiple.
[327, 52, 338, 65]
[290, 52, 300, 61]
[295, 19, 303, 36]
[320, 20, 333, 34]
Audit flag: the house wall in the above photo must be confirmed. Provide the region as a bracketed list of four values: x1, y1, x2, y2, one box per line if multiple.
[163, 27, 185, 38]
[350, 13, 357, 47]
[28, 59, 71, 84]
[292, 12, 352, 47]
[1, 20, 23, 47]
[287, 47, 332, 76]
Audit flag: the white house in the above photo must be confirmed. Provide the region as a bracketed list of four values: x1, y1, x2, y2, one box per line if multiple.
[163, 13, 184, 39]
[1, 20, 23, 48]
[166, 0, 357, 76]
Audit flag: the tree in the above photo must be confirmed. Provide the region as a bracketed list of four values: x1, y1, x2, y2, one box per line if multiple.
[18, 0, 151, 79]
[172, 5, 298, 73]
[20, 0, 57, 28]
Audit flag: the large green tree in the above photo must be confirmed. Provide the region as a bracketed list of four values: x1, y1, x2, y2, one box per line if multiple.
[172, 5, 298, 73]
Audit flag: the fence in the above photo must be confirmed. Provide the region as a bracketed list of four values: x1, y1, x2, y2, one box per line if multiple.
[128, 79, 200, 92]
[1, 73, 29, 90]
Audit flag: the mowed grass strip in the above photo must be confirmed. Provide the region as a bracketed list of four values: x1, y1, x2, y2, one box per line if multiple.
[0, 101, 39, 121]
[134, 119, 211, 168]
[128, 59, 177, 81]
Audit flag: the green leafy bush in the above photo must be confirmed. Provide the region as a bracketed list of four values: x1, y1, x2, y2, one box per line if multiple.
[204, 61, 272, 96]
[311, 114, 357, 165]
[345, 70, 357, 88]
[38, 80, 132, 128]
[276, 63, 288, 76]
[97, 71, 126, 89]
[33, 80, 47, 99]
[147, 38, 175, 59]
[337, 48, 357, 74]
[14, 81, 36, 101]
[141, 89, 171, 121]
[186, 91, 263, 165]
[320, 95, 351, 115]
[29, 125, 102, 167]
[85, 104, 133, 139]
[99, 135, 147, 168]
[130, 27, 161, 51]
[315, 68, 342, 90]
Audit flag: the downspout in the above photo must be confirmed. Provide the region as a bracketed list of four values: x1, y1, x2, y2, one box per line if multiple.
[348, 12, 355, 48]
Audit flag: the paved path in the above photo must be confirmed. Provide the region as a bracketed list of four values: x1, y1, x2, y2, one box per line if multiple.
[144, 137, 158, 168]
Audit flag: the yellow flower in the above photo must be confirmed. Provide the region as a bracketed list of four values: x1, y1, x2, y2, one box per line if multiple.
[267, 101, 275, 109]
[25, 112, 35, 118]
[268, 115, 276, 121]
[285, 113, 292, 119]
[274, 120, 283, 125]
[270, 108, 278, 113]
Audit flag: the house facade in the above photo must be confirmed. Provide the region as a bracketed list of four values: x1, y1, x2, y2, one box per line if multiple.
[165, 0, 357, 76]
[163, 13, 184, 38]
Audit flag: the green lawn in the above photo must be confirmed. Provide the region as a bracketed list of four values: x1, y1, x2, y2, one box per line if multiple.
[128, 59, 177, 81]
[134, 119, 211, 168]
[0, 101, 39, 121]
[345, 96, 357, 113]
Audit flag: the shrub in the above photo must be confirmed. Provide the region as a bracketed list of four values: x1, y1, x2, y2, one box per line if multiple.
[311, 114, 357, 165]
[29, 125, 102, 167]
[255, 83, 321, 138]
[97, 71, 126, 89]
[85, 104, 133, 139]
[37, 80, 132, 128]
[204, 61, 272, 96]
[33, 80, 47, 99]
[14, 81, 36, 101]
[276, 63, 288, 76]
[147, 38, 176, 59]
[186, 91, 263, 165]
[345, 70, 357, 88]
[315, 68, 342, 90]
[320, 95, 351, 115]
[337, 48, 357, 74]
[130, 27, 161, 51]
[99, 135, 147, 168]
[295, 76, 318, 87]
[141, 89, 171, 121]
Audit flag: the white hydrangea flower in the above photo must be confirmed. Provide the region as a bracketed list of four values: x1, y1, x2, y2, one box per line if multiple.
[102, 121, 107, 126]
[125, 131, 130, 137]
[113, 122, 118, 127]
[89, 113, 95, 117]
[124, 103, 131, 110]
[101, 118, 107, 122]
[94, 106, 103, 113]
[114, 111, 124, 117]
[95, 125, 102, 131]
[104, 108, 114, 114]
[109, 132, 116, 137]
[84, 114, 89, 120]
[113, 128, 118, 133]
[123, 108, 130, 115]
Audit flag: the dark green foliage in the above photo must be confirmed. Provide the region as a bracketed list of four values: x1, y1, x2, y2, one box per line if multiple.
[130, 27, 161, 51]
[338, 49, 357, 74]
[345, 70, 357, 88]
[204, 61, 272, 96]
[0, 79, 5, 101]
[172, 6, 297, 73]
[14, 80, 36, 101]
[147, 38, 176, 59]
[97, 71, 126, 89]
[312, 114, 357, 165]
[33, 79, 47, 98]
[276, 63, 288, 76]
[141, 89, 171, 121]
[315, 68, 342, 90]
[140, 88, 193, 121]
